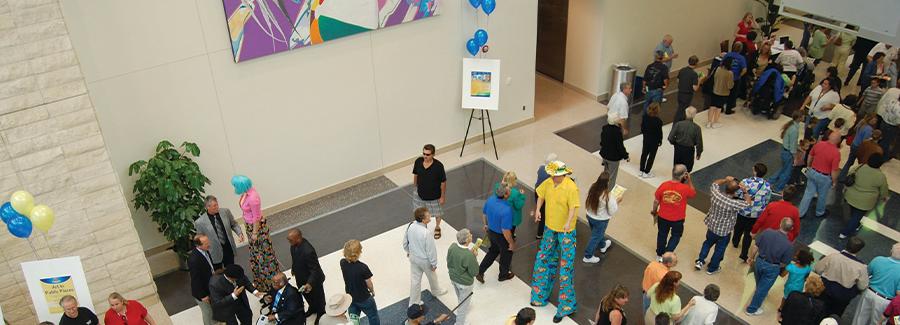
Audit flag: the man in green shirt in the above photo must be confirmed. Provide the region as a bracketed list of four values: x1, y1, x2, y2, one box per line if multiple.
[447, 229, 478, 325]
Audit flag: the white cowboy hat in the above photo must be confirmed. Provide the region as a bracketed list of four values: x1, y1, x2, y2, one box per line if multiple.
[325, 293, 353, 316]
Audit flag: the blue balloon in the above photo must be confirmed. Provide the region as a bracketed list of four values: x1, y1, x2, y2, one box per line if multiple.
[466, 38, 479, 56]
[481, 0, 496, 15]
[0, 202, 18, 224]
[468, 0, 481, 8]
[7, 215, 32, 238]
[474, 29, 489, 47]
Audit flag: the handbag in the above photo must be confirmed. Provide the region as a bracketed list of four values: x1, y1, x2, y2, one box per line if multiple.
[842, 165, 862, 187]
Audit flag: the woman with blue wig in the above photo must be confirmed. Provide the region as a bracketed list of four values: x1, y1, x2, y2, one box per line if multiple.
[231, 175, 281, 292]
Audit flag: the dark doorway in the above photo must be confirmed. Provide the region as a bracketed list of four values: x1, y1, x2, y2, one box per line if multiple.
[535, 0, 569, 82]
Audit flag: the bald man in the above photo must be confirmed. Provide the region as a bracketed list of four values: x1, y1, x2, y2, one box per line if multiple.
[288, 228, 325, 323]
[265, 273, 305, 325]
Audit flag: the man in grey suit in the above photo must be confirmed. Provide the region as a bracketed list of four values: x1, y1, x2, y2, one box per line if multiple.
[195, 195, 244, 270]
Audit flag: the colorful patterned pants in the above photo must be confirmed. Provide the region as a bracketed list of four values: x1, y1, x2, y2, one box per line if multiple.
[530, 228, 577, 318]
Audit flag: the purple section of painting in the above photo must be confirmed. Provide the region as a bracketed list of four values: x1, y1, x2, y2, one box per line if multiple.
[224, 0, 307, 61]
[383, 0, 410, 27]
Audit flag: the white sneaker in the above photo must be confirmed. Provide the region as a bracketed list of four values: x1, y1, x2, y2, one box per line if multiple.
[638, 171, 646, 178]
[662, 97, 668, 103]
[583, 256, 601, 263]
[657, 255, 664, 262]
[745, 309, 764, 316]
[713, 123, 723, 128]
[600, 240, 612, 253]
[645, 171, 655, 178]
[433, 288, 448, 296]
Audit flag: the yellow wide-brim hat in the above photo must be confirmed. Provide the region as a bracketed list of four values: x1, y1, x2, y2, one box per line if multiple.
[545, 160, 573, 176]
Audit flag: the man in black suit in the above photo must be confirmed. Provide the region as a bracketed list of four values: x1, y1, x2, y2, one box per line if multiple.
[287, 228, 325, 323]
[189, 234, 216, 325]
[264, 273, 305, 325]
[209, 264, 263, 325]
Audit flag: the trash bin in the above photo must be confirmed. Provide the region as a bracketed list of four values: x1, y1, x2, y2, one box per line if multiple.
[610, 64, 636, 102]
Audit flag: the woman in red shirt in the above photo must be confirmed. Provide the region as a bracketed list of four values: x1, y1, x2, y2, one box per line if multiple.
[735, 12, 759, 41]
[103, 292, 156, 325]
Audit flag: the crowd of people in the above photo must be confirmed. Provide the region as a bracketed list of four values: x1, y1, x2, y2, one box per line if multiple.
[41, 12, 900, 325]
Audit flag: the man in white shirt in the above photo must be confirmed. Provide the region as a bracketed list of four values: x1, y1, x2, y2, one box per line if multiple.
[607, 83, 631, 135]
[803, 78, 841, 139]
[403, 207, 447, 306]
[868, 42, 898, 62]
[877, 88, 900, 160]
[680, 284, 720, 325]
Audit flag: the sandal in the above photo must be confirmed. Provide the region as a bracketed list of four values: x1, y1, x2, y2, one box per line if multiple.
[434, 227, 442, 239]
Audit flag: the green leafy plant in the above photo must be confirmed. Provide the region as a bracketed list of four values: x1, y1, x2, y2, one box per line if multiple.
[128, 140, 211, 261]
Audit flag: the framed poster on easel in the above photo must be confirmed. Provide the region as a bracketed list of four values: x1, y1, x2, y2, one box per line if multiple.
[459, 58, 501, 159]
[461, 58, 501, 110]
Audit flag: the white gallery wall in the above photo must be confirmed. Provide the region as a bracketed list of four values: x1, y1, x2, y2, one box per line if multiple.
[58, 0, 538, 250]
[564, 0, 761, 98]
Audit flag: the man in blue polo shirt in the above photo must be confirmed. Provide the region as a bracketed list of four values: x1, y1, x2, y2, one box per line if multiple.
[476, 186, 516, 283]
[722, 42, 747, 114]
[852, 243, 900, 325]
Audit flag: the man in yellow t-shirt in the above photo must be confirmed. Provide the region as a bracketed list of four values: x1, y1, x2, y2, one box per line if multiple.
[530, 160, 580, 323]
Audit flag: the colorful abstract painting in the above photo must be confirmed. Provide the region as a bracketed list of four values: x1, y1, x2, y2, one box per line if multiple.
[224, 0, 439, 62]
[378, 0, 439, 28]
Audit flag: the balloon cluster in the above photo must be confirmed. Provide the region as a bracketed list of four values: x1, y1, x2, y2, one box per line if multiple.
[465, 0, 496, 56]
[1, 190, 55, 238]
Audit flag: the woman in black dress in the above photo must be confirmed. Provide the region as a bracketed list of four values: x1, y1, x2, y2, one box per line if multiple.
[640, 103, 664, 178]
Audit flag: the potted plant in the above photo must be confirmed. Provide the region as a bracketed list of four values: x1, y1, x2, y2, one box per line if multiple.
[128, 140, 210, 269]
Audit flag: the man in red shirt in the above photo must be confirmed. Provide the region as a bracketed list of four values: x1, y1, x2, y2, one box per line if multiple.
[798, 131, 842, 218]
[751, 185, 801, 242]
[651, 164, 697, 259]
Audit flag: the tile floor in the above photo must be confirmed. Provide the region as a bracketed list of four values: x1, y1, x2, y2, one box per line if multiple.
[156, 23, 900, 325]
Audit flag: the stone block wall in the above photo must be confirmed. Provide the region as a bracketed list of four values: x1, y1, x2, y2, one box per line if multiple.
[0, 0, 170, 324]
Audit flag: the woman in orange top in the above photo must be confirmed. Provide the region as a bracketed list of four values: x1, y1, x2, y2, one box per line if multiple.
[103, 292, 156, 325]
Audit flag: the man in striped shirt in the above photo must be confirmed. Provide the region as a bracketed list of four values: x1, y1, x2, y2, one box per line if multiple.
[695, 177, 752, 274]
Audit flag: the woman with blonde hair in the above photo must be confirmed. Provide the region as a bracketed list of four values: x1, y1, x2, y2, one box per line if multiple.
[232, 175, 281, 292]
[103, 292, 156, 325]
[780, 273, 827, 324]
[594, 285, 629, 325]
[494, 171, 526, 236]
[340, 240, 379, 324]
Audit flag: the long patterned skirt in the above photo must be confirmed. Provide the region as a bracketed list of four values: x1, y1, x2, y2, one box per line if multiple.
[530, 228, 577, 318]
[246, 219, 281, 292]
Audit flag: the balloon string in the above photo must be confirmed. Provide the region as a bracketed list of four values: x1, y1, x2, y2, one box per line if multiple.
[26, 237, 39, 259]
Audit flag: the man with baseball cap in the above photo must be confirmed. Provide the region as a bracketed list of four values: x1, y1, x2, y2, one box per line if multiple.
[406, 304, 449, 325]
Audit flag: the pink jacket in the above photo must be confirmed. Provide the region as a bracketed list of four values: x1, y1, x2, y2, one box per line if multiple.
[240, 187, 262, 224]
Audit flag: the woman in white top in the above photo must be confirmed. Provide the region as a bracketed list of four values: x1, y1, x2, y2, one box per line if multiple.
[583, 172, 622, 263]
[803, 77, 841, 139]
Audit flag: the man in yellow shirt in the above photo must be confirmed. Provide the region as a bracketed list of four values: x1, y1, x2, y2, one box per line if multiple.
[530, 160, 580, 323]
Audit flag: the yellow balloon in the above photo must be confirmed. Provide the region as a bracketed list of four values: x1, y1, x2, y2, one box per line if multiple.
[10, 190, 34, 216]
[30, 205, 54, 232]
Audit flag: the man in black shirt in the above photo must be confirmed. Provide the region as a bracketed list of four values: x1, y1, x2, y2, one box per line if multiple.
[675, 55, 700, 122]
[846, 36, 878, 86]
[643, 51, 670, 113]
[58, 295, 99, 325]
[194, 195, 244, 270]
[412, 144, 447, 239]
[288, 228, 326, 324]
